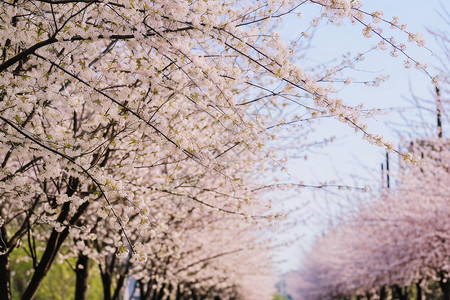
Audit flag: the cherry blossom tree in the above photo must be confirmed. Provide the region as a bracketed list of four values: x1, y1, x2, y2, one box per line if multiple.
[297, 136, 449, 299]
[0, 0, 435, 299]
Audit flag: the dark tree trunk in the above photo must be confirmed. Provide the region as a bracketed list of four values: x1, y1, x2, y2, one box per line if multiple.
[146, 279, 157, 300]
[379, 286, 387, 300]
[112, 275, 124, 300]
[153, 283, 166, 300]
[192, 289, 198, 300]
[100, 267, 112, 300]
[401, 287, 408, 300]
[140, 280, 151, 300]
[393, 285, 408, 300]
[21, 178, 83, 300]
[75, 254, 89, 300]
[112, 262, 130, 300]
[22, 226, 69, 300]
[416, 281, 423, 300]
[0, 226, 10, 299]
[139, 281, 145, 300]
[175, 284, 182, 300]
[0, 251, 11, 300]
[440, 279, 450, 300]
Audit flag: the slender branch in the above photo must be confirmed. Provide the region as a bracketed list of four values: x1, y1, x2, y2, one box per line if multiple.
[251, 182, 368, 192]
[0, 37, 56, 73]
[177, 248, 244, 273]
[0, 116, 134, 250]
[32, 53, 197, 161]
[1, 156, 44, 182]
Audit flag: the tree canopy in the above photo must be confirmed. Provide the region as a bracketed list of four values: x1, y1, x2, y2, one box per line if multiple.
[0, 0, 436, 299]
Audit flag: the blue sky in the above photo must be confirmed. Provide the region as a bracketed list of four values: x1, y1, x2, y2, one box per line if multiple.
[272, 0, 448, 272]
